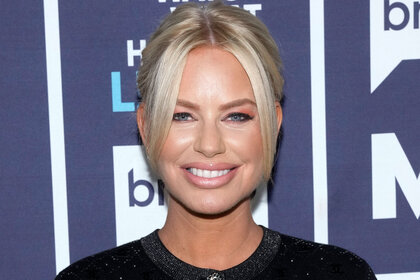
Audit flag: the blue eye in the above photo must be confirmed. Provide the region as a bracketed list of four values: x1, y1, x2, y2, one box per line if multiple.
[226, 113, 253, 122]
[173, 112, 193, 121]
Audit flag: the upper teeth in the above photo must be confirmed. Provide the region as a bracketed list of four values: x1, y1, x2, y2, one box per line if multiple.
[188, 168, 230, 178]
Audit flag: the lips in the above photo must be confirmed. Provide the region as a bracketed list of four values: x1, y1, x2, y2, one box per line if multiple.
[181, 163, 239, 188]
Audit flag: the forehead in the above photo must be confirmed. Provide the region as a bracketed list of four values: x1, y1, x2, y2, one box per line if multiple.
[178, 46, 255, 103]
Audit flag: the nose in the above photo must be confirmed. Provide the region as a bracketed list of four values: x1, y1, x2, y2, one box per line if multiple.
[193, 121, 226, 157]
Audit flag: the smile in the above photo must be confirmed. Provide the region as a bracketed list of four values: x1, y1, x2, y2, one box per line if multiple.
[187, 168, 231, 178]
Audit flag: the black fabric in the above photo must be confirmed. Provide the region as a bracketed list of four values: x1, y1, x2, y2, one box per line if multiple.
[56, 227, 376, 280]
[139, 226, 281, 279]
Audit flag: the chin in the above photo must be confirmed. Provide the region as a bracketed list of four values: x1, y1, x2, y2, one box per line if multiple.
[172, 193, 252, 218]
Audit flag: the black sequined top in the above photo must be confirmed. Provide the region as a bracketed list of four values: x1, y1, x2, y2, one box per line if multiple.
[56, 227, 376, 279]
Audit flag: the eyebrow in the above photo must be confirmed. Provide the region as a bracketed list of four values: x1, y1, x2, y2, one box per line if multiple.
[176, 98, 256, 111]
[176, 99, 200, 110]
[219, 98, 257, 111]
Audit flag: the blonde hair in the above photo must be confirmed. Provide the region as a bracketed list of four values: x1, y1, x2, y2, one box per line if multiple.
[137, 1, 283, 181]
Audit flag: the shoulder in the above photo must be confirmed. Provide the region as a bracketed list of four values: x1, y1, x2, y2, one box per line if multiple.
[55, 237, 161, 280]
[266, 230, 376, 279]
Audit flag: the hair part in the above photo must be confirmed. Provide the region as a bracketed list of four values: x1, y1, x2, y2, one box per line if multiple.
[137, 1, 283, 181]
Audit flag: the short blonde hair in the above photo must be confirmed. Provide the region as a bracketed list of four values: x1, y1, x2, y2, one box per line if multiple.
[137, 1, 283, 181]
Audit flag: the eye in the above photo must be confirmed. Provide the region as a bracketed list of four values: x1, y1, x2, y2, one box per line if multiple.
[173, 112, 193, 122]
[225, 112, 253, 122]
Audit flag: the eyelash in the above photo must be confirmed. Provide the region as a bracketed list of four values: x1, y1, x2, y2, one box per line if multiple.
[173, 112, 193, 122]
[172, 112, 253, 122]
[225, 112, 253, 122]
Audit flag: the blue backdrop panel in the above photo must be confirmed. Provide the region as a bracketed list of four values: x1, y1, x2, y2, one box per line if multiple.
[266, 1, 314, 241]
[0, 0, 56, 279]
[59, 0, 142, 262]
[325, 1, 420, 274]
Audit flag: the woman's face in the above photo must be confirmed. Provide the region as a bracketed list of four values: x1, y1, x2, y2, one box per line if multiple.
[157, 46, 264, 216]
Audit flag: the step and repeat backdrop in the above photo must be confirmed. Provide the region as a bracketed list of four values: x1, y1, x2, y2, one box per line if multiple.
[1, 0, 419, 279]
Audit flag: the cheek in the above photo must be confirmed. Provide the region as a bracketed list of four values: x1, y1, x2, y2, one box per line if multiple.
[158, 128, 194, 172]
[224, 123, 263, 164]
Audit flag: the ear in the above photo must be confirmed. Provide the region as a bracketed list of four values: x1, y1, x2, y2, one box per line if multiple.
[137, 103, 147, 145]
[275, 101, 283, 134]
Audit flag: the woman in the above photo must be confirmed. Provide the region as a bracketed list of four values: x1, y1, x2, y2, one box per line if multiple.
[57, 2, 376, 279]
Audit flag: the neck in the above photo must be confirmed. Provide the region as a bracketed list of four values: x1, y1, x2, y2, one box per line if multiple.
[158, 197, 263, 270]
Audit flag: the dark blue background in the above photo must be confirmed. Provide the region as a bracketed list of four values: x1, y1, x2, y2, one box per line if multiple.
[1, 0, 419, 278]
[0, 0, 55, 279]
[325, 1, 420, 273]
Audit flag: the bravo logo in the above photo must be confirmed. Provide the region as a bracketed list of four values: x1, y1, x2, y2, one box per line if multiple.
[113, 145, 269, 245]
[370, 0, 420, 93]
[113, 145, 167, 245]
